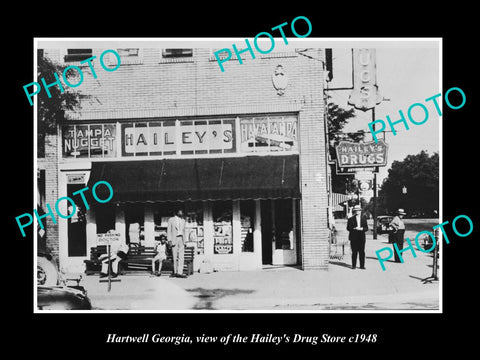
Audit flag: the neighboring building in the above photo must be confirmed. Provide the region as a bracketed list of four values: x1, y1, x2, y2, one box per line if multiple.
[37, 42, 332, 273]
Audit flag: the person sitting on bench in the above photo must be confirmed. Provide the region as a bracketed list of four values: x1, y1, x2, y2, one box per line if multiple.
[152, 234, 168, 276]
[99, 240, 129, 278]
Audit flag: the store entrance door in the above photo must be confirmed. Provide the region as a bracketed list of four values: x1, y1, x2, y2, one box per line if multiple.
[261, 200, 273, 265]
[261, 199, 298, 266]
[67, 183, 87, 257]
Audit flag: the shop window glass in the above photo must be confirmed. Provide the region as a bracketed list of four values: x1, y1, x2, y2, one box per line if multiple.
[153, 203, 172, 248]
[95, 203, 116, 234]
[67, 184, 87, 256]
[212, 201, 233, 254]
[124, 204, 144, 246]
[153, 203, 204, 254]
[240, 200, 254, 252]
[185, 202, 204, 255]
[275, 199, 294, 250]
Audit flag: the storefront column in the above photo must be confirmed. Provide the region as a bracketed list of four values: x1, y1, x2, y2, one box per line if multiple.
[115, 206, 126, 243]
[254, 200, 262, 267]
[57, 172, 68, 271]
[271, 200, 276, 255]
[144, 205, 155, 247]
[232, 201, 241, 257]
[203, 201, 214, 257]
[291, 199, 297, 251]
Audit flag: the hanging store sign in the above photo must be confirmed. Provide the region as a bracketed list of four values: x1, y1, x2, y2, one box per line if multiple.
[348, 48, 383, 111]
[240, 115, 298, 152]
[335, 139, 388, 168]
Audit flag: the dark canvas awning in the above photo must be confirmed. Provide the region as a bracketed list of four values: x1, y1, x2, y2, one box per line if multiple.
[87, 155, 300, 203]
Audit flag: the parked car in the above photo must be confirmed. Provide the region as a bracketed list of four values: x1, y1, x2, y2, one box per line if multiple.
[37, 251, 58, 286]
[37, 222, 91, 310]
[37, 286, 92, 310]
[376, 215, 394, 235]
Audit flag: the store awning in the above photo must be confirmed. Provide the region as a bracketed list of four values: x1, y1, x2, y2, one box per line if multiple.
[87, 155, 300, 203]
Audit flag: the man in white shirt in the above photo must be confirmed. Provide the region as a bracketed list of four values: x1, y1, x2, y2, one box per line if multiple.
[389, 208, 407, 263]
[99, 238, 129, 278]
[167, 209, 187, 278]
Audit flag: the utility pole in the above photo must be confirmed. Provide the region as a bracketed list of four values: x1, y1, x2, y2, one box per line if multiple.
[372, 107, 378, 240]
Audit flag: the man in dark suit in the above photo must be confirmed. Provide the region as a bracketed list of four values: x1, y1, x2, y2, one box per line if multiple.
[347, 205, 369, 269]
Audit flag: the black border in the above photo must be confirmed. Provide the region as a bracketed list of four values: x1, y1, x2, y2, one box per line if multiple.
[9, 6, 478, 355]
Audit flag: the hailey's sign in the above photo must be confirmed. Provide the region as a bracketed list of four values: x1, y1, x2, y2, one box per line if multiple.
[122, 119, 235, 156]
[348, 48, 383, 111]
[336, 140, 388, 168]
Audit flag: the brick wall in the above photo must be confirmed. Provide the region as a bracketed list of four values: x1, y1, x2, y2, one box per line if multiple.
[43, 132, 59, 264]
[42, 44, 330, 270]
[44, 47, 319, 119]
[295, 50, 329, 270]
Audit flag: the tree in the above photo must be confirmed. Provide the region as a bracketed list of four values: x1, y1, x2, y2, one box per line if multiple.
[37, 50, 82, 157]
[377, 151, 439, 216]
[327, 100, 365, 197]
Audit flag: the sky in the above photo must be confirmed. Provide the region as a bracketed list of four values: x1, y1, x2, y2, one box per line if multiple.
[325, 42, 440, 182]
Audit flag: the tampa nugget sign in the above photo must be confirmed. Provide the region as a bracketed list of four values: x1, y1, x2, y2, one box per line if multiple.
[335, 140, 388, 168]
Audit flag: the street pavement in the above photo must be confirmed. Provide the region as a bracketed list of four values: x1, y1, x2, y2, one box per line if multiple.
[81, 219, 440, 311]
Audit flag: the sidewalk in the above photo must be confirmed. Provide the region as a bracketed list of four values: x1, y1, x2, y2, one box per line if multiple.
[81, 220, 440, 311]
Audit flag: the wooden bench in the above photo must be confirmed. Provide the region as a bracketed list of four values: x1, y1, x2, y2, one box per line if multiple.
[84, 245, 195, 275]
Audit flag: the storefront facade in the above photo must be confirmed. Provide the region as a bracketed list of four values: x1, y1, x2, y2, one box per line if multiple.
[38, 44, 330, 273]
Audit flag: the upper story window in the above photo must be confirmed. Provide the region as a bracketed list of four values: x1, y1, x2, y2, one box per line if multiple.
[117, 48, 139, 57]
[162, 48, 193, 58]
[115, 48, 143, 65]
[209, 42, 298, 63]
[64, 49, 93, 62]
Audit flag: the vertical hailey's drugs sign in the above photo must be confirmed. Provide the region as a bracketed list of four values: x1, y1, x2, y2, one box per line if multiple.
[348, 49, 383, 111]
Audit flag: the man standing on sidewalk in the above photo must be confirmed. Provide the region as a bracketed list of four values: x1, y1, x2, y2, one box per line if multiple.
[167, 209, 187, 278]
[388, 208, 406, 263]
[347, 205, 369, 270]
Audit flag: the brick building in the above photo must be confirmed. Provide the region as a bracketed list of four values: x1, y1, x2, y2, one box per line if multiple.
[37, 40, 332, 274]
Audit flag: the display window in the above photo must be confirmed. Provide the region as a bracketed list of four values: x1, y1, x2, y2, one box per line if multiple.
[124, 203, 144, 246]
[240, 200, 254, 252]
[213, 201, 233, 254]
[67, 183, 87, 256]
[185, 202, 204, 254]
[153, 202, 205, 254]
[274, 199, 294, 250]
[95, 203, 115, 234]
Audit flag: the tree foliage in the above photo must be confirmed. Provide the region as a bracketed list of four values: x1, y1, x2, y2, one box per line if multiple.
[377, 151, 439, 216]
[37, 51, 81, 157]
